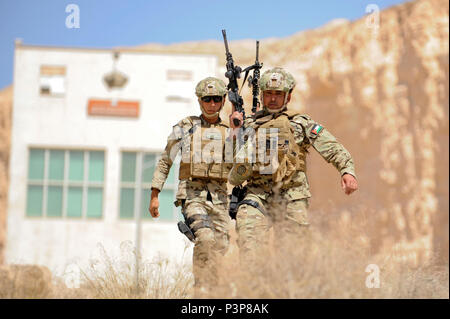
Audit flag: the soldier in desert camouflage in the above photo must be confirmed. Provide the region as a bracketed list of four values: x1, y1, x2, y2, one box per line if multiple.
[228, 67, 358, 265]
[149, 77, 232, 292]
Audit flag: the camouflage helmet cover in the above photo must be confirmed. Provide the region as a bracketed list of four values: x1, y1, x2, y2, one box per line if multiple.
[195, 77, 227, 98]
[195, 77, 227, 119]
[260, 67, 296, 93]
[260, 67, 296, 113]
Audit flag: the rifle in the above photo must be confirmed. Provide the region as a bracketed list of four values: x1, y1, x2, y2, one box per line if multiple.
[222, 29, 244, 127]
[242, 40, 263, 115]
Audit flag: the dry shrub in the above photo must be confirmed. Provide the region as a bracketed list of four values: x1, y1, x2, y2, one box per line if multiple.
[0, 264, 52, 298]
[52, 209, 449, 299]
[2, 210, 447, 299]
[208, 209, 449, 299]
[77, 241, 194, 299]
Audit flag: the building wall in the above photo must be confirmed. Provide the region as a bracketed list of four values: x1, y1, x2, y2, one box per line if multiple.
[6, 45, 217, 274]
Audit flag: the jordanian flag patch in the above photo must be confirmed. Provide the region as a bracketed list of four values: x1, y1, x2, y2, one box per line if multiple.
[311, 124, 323, 135]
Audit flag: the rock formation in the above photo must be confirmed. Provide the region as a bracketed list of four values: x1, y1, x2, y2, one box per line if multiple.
[0, 85, 12, 265]
[133, 0, 449, 264]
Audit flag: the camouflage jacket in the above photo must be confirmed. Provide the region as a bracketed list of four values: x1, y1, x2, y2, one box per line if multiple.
[151, 115, 229, 206]
[233, 109, 356, 201]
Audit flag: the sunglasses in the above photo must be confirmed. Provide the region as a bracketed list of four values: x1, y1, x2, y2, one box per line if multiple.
[201, 96, 223, 103]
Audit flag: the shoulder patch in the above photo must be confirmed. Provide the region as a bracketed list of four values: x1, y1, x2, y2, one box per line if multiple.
[310, 124, 323, 136]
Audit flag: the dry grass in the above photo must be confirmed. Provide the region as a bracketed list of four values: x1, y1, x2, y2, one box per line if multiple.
[2, 213, 448, 299]
[52, 241, 195, 299]
[211, 227, 449, 299]
[51, 224, 448, 299]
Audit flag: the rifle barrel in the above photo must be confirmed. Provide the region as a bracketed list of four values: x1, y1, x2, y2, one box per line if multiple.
[256, 41, 259, 62]
[222, 29, 230, 54]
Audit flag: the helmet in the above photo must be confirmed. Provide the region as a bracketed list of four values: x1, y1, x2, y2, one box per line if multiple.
[195, 77, 227, 118]
[260, 67, 296, 113]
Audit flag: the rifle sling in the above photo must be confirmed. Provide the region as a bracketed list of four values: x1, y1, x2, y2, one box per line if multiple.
[236, 199, 267, 217]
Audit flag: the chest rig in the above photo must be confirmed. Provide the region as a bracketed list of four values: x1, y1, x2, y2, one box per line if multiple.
[251, 110, 306, 184]
[179, 117, 232, 182]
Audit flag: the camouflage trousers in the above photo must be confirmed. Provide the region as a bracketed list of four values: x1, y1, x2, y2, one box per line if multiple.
[183, 199, 230, 288]
[235, 191, 310, 267]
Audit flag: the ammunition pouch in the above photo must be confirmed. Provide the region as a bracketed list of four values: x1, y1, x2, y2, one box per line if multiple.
[178, 118, 232, 182]
[252, 112, 306, 183]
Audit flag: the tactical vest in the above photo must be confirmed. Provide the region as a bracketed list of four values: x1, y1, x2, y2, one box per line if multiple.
[179, 117, 232, 181]
[251, 110, 306, 184]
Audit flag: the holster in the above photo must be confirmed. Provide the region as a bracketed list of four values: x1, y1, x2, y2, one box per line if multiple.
[177, 221, 195, 242]
[177, 200, 213, 242]
[229, 186, 248, 219]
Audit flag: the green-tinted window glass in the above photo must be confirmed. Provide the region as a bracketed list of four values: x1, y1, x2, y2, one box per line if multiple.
[142, 154, 156, 183]
[26, 185, 43, 217]
[26, 148, 106, 219]
[121, 152, 136, 182]
[120, 188, 135, 219]
[177, 208, 183, 222]
[158, 189, 174, 221]
[69, 151, 84, 182]
[28, 149, 45, 180]
[87, 187, 103, 218]
[47, 186, 63, 217]
[67, 187, 83, 218]
[48, 150, 65, 181]
[140, 189, 152, 219]
[88, 151, 104, 182]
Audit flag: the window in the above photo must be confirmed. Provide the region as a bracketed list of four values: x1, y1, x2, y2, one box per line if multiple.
[166, 70, 193, 105]
[119, 151, 180, 221]
[26, 148, 105, 218]
[166, 70, 192, 81]
[166, 96, 191, 103]
[40, 65, 66, 96]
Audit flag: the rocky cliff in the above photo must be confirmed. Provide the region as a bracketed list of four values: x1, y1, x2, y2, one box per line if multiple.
[133, 0, 449, 263]
[0, 85, 12, 264]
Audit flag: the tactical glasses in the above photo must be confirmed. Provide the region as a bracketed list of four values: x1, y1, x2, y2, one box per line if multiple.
[201, 96, 223, 103]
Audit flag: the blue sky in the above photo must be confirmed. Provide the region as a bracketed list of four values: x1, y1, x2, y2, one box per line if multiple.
[0, 0, 408, 89]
